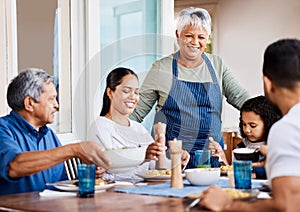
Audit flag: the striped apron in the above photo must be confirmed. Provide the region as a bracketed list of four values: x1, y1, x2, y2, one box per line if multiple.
[154, 51, 223, 168]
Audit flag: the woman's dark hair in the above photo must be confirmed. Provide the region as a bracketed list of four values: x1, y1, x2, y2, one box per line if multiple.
[263, 39, 300, 88]
[239, 95, 282, 141]
[100, 67, 138, 116]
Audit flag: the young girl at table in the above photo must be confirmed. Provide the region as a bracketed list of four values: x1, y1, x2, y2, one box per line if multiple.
[88, 67, 189, 182]
[210, 95, 282, 178]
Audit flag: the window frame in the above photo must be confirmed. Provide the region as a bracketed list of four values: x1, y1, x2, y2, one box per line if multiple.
[0, 0, 175, 144]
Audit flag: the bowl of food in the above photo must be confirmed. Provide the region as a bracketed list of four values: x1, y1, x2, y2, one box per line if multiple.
[184, 168, 220, 186]
[233, 148, 260, 162]
[104, 146, 147, 173]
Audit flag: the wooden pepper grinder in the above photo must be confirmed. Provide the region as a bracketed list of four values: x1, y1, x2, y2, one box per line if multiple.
[154, 122, 167, 170]
[169, 139, 183, 188]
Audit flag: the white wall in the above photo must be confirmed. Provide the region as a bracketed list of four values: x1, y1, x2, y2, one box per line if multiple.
[213, 0, 300, 130]
[16, 0, 56, 74]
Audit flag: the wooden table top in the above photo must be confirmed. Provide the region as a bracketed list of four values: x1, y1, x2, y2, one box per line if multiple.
[0, 184, 209, 212]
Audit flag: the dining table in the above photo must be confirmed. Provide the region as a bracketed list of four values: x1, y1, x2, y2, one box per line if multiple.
[0, 182, 209, 212]
[0, 176, 269, 212]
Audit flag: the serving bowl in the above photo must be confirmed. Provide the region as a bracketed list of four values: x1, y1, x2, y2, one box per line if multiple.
[185, 168, 220, 186]
[233, 148, 260, 162]
[104, 146, 147, 173]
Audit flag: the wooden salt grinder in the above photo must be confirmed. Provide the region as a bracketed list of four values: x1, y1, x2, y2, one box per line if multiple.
[169, 139, 183, 188]
[154, 122, 167, 170]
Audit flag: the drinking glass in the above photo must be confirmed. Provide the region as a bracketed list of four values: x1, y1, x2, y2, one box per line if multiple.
[233, 160, 252, 189]
[195, 150, 211, 168]
[77, 164, 96, 197]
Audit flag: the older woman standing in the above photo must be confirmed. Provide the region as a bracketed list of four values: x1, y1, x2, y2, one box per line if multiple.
[130, 7, 250, 168]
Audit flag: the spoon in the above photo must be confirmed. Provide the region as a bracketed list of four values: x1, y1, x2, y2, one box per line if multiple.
[185, 198, 200, 212]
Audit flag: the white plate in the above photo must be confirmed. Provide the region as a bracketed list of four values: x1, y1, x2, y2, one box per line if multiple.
[53, 180, 115, 192]
[135, 172, 185, 181]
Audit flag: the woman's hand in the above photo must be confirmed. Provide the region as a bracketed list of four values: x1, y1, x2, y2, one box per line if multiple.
[145, 141, 166, 160]
[181, 150, 190, 168]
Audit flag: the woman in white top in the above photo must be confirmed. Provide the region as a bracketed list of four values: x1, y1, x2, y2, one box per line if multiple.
[88, 67, 189, 181]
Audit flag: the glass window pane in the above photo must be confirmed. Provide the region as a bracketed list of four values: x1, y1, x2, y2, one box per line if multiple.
[16, 0, 71, 133]
[99, 0, 160, 131]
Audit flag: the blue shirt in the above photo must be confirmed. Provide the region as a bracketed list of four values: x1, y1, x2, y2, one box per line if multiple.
[0, 111, 67, 195]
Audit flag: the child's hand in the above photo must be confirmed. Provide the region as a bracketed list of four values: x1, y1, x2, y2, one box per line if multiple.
[208, 137, 222, 157]
[258, 144, 268, 156]
[253, 144, 267, 167]
[208, 137, 229, 165]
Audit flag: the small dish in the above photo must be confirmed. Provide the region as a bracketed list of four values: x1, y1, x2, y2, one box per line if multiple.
[233, 148, 260, 162]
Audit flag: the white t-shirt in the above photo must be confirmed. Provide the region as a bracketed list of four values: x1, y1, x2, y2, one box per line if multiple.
[266, 103, 300, 183]
[240, 138, 266, 149]
[87, 116, 155, 182]
[88, 116, 153, 150]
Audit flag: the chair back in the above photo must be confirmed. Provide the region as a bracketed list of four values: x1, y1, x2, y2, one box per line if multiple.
[64, 158, 81, 180]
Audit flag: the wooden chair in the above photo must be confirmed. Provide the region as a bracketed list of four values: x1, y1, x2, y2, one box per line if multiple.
[64, 158, 81, 180]
[222, 131, 243, 165]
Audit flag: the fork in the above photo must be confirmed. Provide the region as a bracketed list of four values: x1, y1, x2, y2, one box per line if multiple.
[185, 198, 200, 212]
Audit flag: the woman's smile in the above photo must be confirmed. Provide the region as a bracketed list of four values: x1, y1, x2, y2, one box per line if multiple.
[124, 100, 136, 109]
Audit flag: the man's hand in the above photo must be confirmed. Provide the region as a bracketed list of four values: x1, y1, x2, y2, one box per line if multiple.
[79, 141, 110, 170]
[95, 166, 105, 179]
[199, 185, 233, 211]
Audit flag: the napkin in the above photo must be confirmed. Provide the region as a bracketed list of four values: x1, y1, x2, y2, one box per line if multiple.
[39, 189, 77, 197]
[257, 192, 271, 199]
[40, 189, 106, 197]
[115, 181, 148, 186]
[115, 181, 134, 186]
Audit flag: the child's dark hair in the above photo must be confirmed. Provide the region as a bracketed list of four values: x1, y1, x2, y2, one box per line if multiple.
[239, 95, 282, 141]
[100, 67, 138, 116]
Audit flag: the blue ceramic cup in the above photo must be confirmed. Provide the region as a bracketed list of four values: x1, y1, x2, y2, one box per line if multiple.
[77, 164, 96, 197]
[195, 150, 211, 168]
[233, 160, 252, 189]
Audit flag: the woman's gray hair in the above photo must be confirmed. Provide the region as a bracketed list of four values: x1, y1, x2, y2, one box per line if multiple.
[7, 68, 54, 111]
[176, 7, 211, 37]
